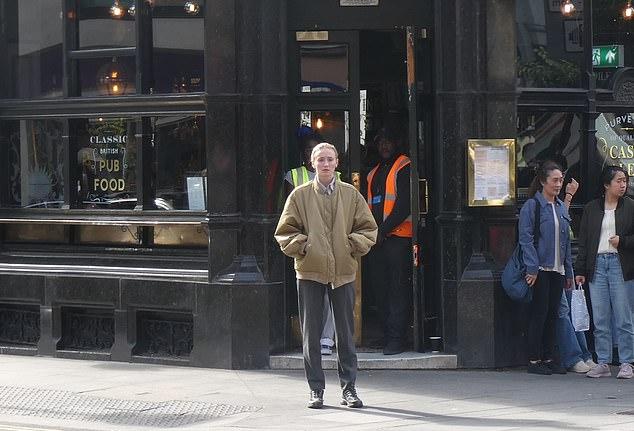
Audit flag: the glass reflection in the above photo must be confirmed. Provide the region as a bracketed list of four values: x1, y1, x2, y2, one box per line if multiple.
[76, 118, 137, 209]
[155, 116, 206, 210]
[517, 0, 582, 88]
[596, 113, 634, 197]
[79, 57, 136, 96]
[79, 225, 139, 245]
[516, 112, 582, 198]
[299, 111, 349, 179]
[4, 224, 68, 243]
[151, 0, 205, 94]
[300, 44, 349, 93]
[2, 1, 63, 99]
[1, 120, 65, 208]
[594, 3, 634, 94]
[78, 0, 135, 49]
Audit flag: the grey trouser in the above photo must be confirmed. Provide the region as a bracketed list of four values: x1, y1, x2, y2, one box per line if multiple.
[297, 279, 357, 391]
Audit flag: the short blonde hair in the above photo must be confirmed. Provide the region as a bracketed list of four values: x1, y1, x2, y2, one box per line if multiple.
[310, 142, 338, 162]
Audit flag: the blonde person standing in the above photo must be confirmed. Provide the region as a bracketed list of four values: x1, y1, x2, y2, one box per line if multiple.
[275, 143, 377, 409]
[284, 131, 337, 355]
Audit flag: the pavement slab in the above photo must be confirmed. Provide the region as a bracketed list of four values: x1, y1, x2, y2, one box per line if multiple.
[1, 355, 634, 430]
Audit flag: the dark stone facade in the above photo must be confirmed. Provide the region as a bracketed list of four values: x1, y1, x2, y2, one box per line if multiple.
[433, 0, 523, 367]
[0, 0, 547, 369]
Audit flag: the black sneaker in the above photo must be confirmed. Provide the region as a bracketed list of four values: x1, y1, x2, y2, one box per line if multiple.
[527, 361, 552, 375]
[544, 360, 567, 375]
[308, 389, 324, 409]
[341, 385, 363, 408]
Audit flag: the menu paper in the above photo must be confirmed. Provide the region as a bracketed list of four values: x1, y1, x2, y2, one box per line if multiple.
[467, 139, 516, 207]
[473, 146, 511, 201]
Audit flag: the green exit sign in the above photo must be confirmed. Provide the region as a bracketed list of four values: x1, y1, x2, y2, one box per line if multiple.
[593, 45, 624, 68]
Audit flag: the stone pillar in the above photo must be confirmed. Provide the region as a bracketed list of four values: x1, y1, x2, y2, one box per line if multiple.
[205, 0, 287, 355]
[434, 0, 520, 367]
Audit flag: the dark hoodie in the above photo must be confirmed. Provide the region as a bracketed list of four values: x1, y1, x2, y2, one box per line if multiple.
[574, 196, 634, 282]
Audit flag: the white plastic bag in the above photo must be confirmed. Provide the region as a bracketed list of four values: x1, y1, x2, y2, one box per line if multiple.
[571, 284, 590, 332]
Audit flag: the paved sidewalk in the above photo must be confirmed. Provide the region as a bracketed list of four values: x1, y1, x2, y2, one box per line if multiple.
[1, 355, 634, 431]
[270, 350, 457, 369]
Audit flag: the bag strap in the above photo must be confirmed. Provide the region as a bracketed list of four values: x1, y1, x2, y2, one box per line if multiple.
[533, 196, 541, 248]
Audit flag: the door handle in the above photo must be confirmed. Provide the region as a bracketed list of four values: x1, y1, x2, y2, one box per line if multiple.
[419, 178, 429, 215]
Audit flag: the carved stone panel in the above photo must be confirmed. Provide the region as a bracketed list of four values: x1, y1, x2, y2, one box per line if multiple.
[0, 305, 40, 346]
[59, 308, 114, 351]
[135, 311, 193, 358]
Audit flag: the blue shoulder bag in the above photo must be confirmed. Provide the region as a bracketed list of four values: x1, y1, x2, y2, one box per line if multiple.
[501, 197, 540, 303]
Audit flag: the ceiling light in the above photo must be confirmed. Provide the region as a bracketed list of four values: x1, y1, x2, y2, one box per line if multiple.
[110, 0, 125, 18]
[184, 1, 201, 15]
[624, 1, 634, 19]
[561, 0, 575, 16]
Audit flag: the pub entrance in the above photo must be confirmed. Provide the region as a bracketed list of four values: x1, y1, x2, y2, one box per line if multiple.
[286, 27, 439, 352]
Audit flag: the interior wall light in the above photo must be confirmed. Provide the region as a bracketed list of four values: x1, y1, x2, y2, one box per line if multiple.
[316, 118, 324, 129]
[98, 58, 128, 95]
[625, 1, 634, 19]
[184, 1, 201, 15]
[110, 0, 125, 18]
[561, 0, 575, 15]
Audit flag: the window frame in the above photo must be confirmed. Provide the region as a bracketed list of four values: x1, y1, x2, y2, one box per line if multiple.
[0, 0, 211, 249]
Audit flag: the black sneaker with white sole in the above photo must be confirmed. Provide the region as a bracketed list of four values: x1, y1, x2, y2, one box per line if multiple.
[308, 389, 324, 409]
[341, 385, 363, 408]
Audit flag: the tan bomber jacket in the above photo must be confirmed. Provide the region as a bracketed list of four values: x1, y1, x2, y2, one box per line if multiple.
[274, 178, 377, 287]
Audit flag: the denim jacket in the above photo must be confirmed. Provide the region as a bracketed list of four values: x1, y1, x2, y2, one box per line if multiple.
[519, 192, 573, 278]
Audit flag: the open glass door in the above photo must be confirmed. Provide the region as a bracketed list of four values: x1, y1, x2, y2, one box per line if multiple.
[288, 31, 360, 181]
[405, 27, 422, 351]
[287, 28, 434, 352]
[287, 30, 363, 344]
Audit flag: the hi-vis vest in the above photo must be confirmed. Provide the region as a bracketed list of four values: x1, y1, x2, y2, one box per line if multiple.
[290, 166, 341, 188]
[366, 154, 413, 238]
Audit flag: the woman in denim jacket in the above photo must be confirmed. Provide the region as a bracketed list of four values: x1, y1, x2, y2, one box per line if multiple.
[519, 160, 574, 375]
[575, 166, 634, 379]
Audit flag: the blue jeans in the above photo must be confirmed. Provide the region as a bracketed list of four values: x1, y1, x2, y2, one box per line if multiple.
[557, 289, 592, 368]
[589, 253, 634, 364]
[321, 290, 335, 343]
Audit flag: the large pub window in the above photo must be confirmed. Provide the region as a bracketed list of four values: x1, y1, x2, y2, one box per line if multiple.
[0, 0, 208, 250]
[0, 1, 205, 99]
[515, 0, 590, 237]
[516, 2, 634, 237]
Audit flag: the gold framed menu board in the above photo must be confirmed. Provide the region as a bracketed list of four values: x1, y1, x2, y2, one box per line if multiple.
[466, 139, 516, 207]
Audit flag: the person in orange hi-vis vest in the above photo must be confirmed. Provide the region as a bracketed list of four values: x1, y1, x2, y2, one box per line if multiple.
[366, 126, 413, 355]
